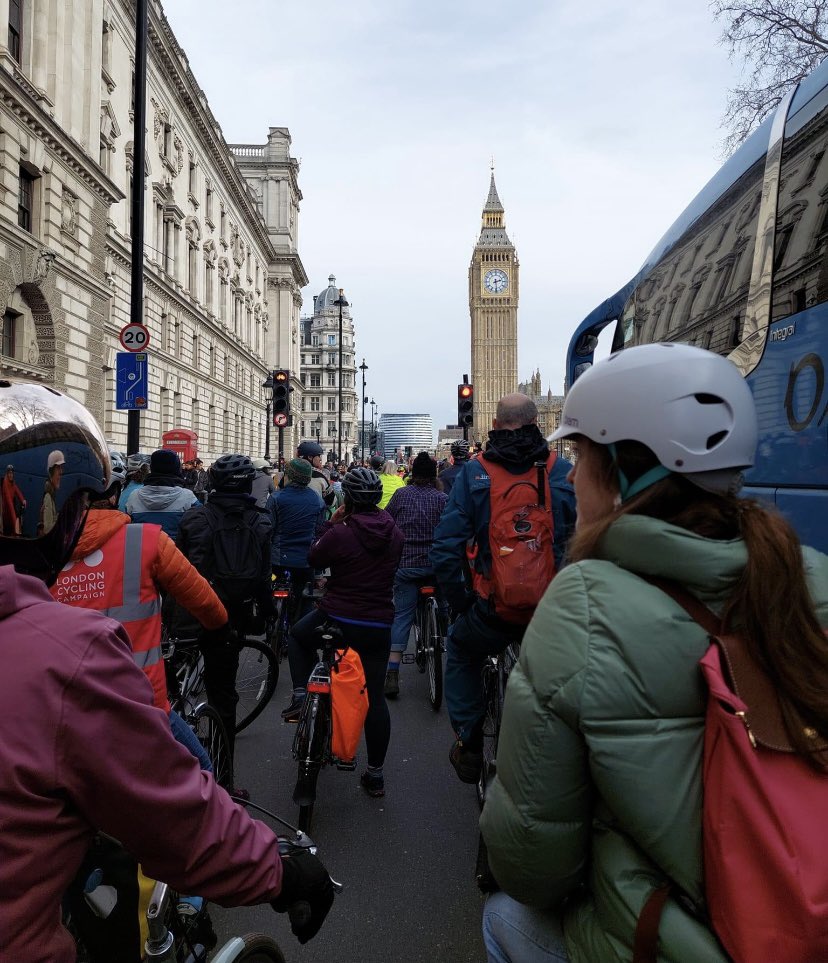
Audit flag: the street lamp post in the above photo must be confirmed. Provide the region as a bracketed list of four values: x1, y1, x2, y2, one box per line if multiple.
[314, 414, 322, 444]
[358, 358, 368, 463]
[261, 373, 273, 460]
[333, 287, 349, 464]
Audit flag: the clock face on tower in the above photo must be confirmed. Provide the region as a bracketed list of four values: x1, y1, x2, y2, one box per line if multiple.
[484, 268, 509, 294]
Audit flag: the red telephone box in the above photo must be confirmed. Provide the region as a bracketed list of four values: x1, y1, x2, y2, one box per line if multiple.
[161, 428, 198, 463]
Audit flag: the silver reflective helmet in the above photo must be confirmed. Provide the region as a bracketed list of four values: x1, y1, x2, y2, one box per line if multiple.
[0, 378, 111, 582]
[551, 343, 758, 493]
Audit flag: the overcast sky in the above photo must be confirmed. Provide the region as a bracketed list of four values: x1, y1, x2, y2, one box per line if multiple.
[164, 0, 741, 438]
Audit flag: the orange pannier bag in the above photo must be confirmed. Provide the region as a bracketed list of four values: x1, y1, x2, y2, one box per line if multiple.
[330, 647, 369, 765]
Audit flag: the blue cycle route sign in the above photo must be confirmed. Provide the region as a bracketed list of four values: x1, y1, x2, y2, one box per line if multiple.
[115, 351, 149, 410]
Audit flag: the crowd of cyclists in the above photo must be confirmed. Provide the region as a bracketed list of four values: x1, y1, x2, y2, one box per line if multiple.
[1, 339, 827, 962]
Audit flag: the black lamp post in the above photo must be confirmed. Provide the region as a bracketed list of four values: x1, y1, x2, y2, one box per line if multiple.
[333, 287, 349, 464]
[262, 373, 274, 460]
[314, 414, 322, 444]
[358, 358, 368, 463]
[369, 397, 376, 454]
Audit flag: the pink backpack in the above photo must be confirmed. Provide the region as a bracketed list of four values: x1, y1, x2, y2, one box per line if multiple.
[634, 580, 828, 963]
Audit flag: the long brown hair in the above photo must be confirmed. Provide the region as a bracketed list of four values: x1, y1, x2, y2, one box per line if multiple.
[570, 438, 828, 769]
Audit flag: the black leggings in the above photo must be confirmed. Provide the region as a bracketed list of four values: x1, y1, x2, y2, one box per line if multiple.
[288, 608, 391, 769]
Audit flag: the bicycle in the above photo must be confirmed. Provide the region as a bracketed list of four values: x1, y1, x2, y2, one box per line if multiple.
[142, 800, 343, 962]
[267, 570, 294, 664]
[292, 621, 357, 833]
[410, 583, 447, 711]
[475, 640, 521, 893]
[164, 622, 278, 737]
[164, 631, 234, 792]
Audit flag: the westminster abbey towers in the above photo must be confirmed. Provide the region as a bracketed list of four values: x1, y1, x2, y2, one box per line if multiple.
[468, 173, 519, 436]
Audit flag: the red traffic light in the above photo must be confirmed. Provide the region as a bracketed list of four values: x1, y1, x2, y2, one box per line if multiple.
[459, 385, 472, 398]
[274, 370, 288, 382]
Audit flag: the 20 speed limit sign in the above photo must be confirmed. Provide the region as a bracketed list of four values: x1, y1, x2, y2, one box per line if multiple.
[119, 323, 150, 352]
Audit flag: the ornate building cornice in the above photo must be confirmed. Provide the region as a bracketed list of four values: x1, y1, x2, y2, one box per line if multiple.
[0, 69, 124, 205]
[129, 0, 277, 263]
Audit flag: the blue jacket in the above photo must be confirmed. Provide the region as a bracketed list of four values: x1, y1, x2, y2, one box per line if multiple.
[125, 484, 200, 540]
[267, 484, 326, 568]
[431, 450, 576, 608]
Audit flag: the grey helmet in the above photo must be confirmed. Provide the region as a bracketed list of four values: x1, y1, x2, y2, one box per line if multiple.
[450, 439, 470, 460]
[550, 343, 758, 494]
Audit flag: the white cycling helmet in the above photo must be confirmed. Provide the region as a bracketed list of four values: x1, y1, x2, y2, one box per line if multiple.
[551, 343, 758, 496]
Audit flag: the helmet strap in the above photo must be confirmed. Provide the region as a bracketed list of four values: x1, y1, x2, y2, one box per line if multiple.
[607, 443, 673, 503]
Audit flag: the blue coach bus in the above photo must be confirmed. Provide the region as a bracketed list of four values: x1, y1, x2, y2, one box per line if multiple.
[565, 59, 828, 553]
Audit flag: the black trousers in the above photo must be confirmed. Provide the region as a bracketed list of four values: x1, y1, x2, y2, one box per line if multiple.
[200, 623, 240, 762]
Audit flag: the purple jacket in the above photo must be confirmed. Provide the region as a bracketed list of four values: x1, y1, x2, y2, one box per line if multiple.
[0, 566, 283, 963]
[309, 509, 404, 624]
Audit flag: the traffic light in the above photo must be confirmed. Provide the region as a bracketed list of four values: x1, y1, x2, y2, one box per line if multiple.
[458, 383, 474, 429]
[272, 369, 290, 425]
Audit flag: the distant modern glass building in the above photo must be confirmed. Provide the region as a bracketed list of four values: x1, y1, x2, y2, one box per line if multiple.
[378, 413, 433, 459]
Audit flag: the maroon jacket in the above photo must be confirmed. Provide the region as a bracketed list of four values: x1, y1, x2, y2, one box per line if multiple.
[0, 566, 283, 963]
[309, 508, 403, 624]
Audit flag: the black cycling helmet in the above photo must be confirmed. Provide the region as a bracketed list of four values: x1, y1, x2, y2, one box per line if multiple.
[341, 467, 382, 506]
[297, 440, 323, 459]
[0, 378, 112, 583]
[451, 439, 470, 460]
[208, 453, 256, 494]
[368, 454, 384, 471]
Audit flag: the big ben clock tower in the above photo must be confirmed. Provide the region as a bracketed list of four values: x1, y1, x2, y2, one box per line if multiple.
[469, 171, 518, 438]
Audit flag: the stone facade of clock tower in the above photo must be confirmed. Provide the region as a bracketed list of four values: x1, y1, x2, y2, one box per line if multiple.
[468, 173, 519, 439]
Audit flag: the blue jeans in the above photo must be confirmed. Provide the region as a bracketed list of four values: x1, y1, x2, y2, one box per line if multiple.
[445, 599, 525, 745]
[169, 709, 213, 772]
[483, 893, 569, 963]
[390, 566, 435, 654]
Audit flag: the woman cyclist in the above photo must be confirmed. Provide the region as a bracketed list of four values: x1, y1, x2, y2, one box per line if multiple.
[282, 466, 403, 797]
[0, 379, 333, 961]
[479, 344, 828, 963]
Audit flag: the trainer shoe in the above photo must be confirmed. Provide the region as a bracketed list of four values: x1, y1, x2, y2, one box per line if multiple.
[384, 670, 400, 699]
[281, 694, 305, 723]
[360, 770, 385, 798]
[449, 740, 484, 784]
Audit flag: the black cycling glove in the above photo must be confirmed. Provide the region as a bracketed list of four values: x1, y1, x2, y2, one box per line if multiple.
[271, 848, 334, 944]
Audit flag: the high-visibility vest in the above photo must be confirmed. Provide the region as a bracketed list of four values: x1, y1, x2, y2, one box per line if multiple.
[51, 523, 168, 712]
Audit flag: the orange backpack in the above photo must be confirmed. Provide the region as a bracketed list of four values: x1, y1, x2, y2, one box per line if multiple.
[470, 453, 557, 625]
[330, 647, 369, 765]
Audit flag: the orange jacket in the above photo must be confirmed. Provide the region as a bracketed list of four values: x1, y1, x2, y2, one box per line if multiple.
[51, 509, 227, 711]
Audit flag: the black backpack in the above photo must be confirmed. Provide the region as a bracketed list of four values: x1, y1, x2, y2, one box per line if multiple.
[204, 505, 264, 605]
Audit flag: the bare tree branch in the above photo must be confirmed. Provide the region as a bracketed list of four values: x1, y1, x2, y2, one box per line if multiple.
[711, 0, 828, 155]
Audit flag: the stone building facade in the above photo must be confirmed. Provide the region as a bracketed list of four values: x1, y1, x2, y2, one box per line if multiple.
[468, 172, 518, 441]
[299, 275, 359, 462]
[517, 369, 566, 453]
[0, 0, 306, 463]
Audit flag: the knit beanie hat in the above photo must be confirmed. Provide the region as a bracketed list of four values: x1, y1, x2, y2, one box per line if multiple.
[285, 457, 312, 486]
[411, 452, 437, 478]
[150, 448, 183, 479]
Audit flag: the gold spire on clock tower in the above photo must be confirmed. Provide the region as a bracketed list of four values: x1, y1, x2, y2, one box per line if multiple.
[468, 170, 519, 438]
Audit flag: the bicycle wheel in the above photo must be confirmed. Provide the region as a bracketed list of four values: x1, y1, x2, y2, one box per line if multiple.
[235, 639, 278, 733]
[425, 598, 443, 711]
[477, 662, 501, 809]
[225, 932, 287, 962]
[292, 693, 329, 833]
[192, 703, 234, 791]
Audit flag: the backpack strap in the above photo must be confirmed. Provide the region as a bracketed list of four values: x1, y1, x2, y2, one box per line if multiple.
[640, 574, 803, 752]
[633, 883, 672, 963]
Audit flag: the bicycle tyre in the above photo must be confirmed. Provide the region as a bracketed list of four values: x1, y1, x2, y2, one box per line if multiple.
[228, 932, 287, 962]
[477, 663, 502, 809]
[292, 692, 328, 833]
[192, 702, 234, 791]
[425, 598, 443, 711]
[235, 639, 278, 733]
[475, 831, 500, 894]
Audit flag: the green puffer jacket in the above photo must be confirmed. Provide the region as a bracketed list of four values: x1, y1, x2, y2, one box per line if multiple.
[480, 513, 828, 963]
